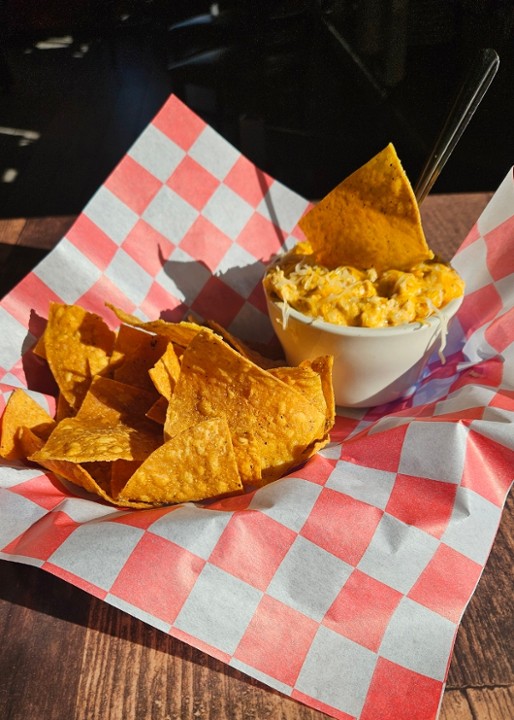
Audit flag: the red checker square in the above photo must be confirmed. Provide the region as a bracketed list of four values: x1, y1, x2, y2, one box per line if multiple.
[385, 474, 458, 539]
[208, 492, 255, 512]
[139, 281, 186, 322]
[122, 219, 174, 276]
[3, 511, 77, 561]
[330, 416, 361, 445]
[209, 512, 296, 591]
[66, 213, 119, 270]
[324, 569, 402, 652]
[105, 155, 162, 215]
[341, 423, 408, 473]
[166, 155, 219, 210]
[7, 474, 66, 511]
[43, 561, 107, 600]
[236, 212, 287, 261]
[179, 215, 232, 271]
[360, 657, 443, 720]
[77, 276, 136, 323]
[110, 505, 180, 530]
[485, 307, 514, 353]
[450, 357, 503, 394]
[111, 532, 205, 626]
[286, 454, 336, 486]
[408, 542, 483, 623]
[490, 387, 514, 411]
[301, 489, 382, 566]
[2, 274, 61, 325]
[484, 218, 514, 281]
[461, 429, 514, 507]
[190, 276, 244, 327]
[153, 95, 206, 151]
[458, 284, 503, 337]
[245, 279, 268, 314]
[234, 594, 318, 686]
[223, 155, 274, 207]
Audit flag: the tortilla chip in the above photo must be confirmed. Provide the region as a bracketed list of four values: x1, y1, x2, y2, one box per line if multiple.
[164, 330, 329, 485]
[148, 342, 181, 399]
[109, 324, 171, 391]
[44, 303, 116, 410]
[35, 377, 162, 464]
[0, 389, 55, 460]
[106, 303, 207, 348]
[299, 143, 433, 272]
[206, 319, 283, 369]
[118, 416, 243, 505]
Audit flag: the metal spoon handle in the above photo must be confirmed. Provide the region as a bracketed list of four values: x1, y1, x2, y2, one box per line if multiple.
[414, 47, 500, 204]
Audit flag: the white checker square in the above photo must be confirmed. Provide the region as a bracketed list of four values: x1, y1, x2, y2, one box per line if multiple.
[434, 384, 496, 416]
[441, 486, 502, 564]
[296, 625, 377, 718]
[215, 244, 264, 296]
[471, 413, 514, 450]
[452, 236, 493, 293]
[0, 489, 47, 549]
[129, 124, 186, 182]
[496, 273, 514, 308]
[327, 460, 396, 510]
[399, 421, 468, 484]
[0, 308, 27, 370]
[202, 185, 254, 240]
[250, 477, 322, 532]
[358, 514, 439, 593]
[84, 186, 139, 244]
[34, 240, 102, 302]
[104, 248, 153, 306]
[266, 536, 353, 621]
[150, 505, 232, 560]
[188, 125, 240, 180]
[142, 186, 198, 243]
[174, 563, 262, 655]
[157, 247, 212, 305]
[476, 170, 514, 235]
[257, 182, 309, 234]
[379, 597, 456, 680]
[49, 522, 145, 590]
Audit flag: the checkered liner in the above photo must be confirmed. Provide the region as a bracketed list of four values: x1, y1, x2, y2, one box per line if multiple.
[1, 95, 513, 720]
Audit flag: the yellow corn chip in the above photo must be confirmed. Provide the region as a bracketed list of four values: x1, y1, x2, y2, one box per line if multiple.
[44, 303, 115, 410]
[106, 303, 207, 347]
[110, 324, 171, 391]
[299, 143, 433, 272]
[0, 389, 55, 460]
[148, 342, 181, 399]
[118, 417, 243, 505]
[164, 330, 329, 485]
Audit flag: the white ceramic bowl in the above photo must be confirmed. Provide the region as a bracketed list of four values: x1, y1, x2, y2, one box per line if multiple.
[266, 294, 463, 408]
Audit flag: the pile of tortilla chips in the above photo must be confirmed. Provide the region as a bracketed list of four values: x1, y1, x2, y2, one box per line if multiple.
[0, 303, 334, 508]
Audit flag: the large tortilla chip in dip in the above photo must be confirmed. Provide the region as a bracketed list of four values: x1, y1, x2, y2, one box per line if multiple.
[298, 143, 433, 272]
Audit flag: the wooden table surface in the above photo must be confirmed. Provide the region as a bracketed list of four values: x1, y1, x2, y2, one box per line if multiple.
[0, 194, 513, 719]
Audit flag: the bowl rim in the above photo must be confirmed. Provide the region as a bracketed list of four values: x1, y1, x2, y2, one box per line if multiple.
[266, 294, 464, 338]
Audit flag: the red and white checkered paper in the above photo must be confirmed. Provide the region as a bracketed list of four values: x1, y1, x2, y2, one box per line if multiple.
[1, 95, 513, 720]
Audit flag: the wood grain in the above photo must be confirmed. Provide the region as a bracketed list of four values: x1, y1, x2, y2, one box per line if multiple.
[0, 195, 512, 719]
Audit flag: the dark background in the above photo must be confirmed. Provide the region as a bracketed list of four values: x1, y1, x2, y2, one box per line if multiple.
[1, 0, 513, 219]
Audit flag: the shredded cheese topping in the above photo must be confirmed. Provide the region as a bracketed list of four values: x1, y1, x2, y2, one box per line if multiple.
[264, 247, 465, 330]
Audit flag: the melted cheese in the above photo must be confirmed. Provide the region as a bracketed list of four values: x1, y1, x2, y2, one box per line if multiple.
[264, 248, 465, 329]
